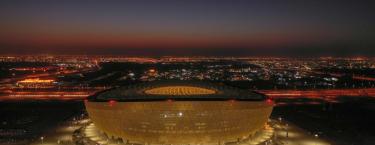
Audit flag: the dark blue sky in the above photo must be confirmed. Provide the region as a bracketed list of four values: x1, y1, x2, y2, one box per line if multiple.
[0, 0, 374, 56]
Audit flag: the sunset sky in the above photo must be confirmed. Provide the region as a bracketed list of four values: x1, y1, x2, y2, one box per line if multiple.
[0, 0, 374, 56]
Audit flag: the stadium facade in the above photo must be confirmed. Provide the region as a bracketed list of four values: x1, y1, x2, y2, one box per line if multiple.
[85, 81, 273, 145]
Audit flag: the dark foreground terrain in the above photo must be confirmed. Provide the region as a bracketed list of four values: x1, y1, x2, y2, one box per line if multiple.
[0, 97, 374, 145]
[272, 96, 375, 145]
[0, 101, 84, 145]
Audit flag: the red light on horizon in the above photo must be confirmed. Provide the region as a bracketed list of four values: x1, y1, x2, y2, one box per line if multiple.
[108, 100, 117, 107]
[229, 99, 236, 105]
[266, 98, 273, 104]
[167, 99, 173, 103]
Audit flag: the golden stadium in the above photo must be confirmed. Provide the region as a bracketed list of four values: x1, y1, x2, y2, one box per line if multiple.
[85, 81, 273, 145]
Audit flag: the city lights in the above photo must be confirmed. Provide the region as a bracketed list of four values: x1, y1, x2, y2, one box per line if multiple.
[1, 0, 374, 144]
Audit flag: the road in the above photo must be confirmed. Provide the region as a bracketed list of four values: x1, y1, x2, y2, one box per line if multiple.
[1, 88, 375, 101]
[259, 88, 375, 98]
[0, 91, 96, 101]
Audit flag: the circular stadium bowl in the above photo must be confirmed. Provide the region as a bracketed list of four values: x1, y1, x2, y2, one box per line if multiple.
[85, 81, 273, 145]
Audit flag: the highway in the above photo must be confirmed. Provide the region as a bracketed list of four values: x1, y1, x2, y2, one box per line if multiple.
[1, 88, 375, 101]
[0, 91, 96, 101]
[259, 88, 375, 99]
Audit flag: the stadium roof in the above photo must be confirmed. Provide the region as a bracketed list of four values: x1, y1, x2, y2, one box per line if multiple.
[87, 81, 267, 102]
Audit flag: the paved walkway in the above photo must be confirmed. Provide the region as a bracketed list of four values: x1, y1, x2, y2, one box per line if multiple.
[272, 119, 331, 145]
[30, 118, 331, 145]
[30, 118, 90, 145]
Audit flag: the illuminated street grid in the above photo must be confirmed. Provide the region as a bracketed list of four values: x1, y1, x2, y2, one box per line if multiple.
[30, 117, 331, 145]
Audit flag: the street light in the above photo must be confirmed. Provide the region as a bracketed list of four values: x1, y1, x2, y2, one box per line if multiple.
[314, 134, 319, 145]
[40, 136, 44, 144]
[283, 123, 289, 138]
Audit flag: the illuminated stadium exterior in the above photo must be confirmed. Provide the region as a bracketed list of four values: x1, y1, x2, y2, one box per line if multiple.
[85, 81, 273, 145]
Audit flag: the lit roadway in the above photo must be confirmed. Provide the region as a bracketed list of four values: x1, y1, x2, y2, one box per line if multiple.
[0, 91, 96, 101]
[259, 88, 375, 99]
[1, 88, 375, 102]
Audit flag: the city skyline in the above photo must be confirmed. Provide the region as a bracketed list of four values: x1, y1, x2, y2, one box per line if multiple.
[0, 0, 374, 56]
